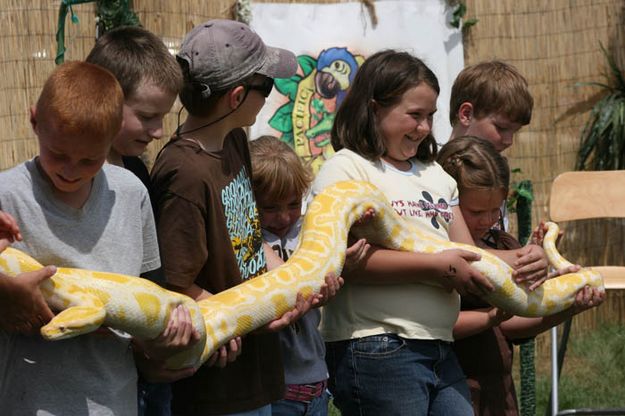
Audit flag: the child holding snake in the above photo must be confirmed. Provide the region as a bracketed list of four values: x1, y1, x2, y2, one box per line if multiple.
[249, 135, 369, 416]
[0, 62, 194, 416]
[311, 49, 551, 416]
[151, 20, 345, 416]
[438, 135, 605, 416]
[250, 135, 332, 416]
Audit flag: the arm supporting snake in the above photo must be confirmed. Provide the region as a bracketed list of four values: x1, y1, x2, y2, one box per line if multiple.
[0, 181, 604, 369]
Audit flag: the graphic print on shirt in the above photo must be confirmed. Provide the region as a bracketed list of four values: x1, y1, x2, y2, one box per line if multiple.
[222, 168, 267, 280]
[390, 190, 453, 230]
[271, 243, 294, 262]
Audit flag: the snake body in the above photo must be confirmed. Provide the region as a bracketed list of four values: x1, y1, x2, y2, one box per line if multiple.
[0, 180, 604, 369]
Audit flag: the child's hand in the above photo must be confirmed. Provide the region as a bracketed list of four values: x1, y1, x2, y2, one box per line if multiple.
[512, 244, 549, 290]
[257, 291, 312, 333]
[139, 305, 201, 361]
[134, 347, 196, 383]
[529, 221, 547, 246]
[487, 306, 513, 326]
[570, 285, 605, 314]
[438, 249, 494, 296]
[206, 337, 243, 368]
[0, 266, 56, 334]
[312, 272, 344, 307]
[530, 220, 564, 247]
[0, 211, 22, 252]
[343, 238, 370, 272]
[548, 264, 581, 279]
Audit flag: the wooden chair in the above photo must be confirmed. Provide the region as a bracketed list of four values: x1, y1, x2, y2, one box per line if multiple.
[547, 170, 625, 415]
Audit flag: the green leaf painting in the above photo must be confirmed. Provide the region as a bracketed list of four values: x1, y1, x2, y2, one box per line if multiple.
[268, 102, 294, 134]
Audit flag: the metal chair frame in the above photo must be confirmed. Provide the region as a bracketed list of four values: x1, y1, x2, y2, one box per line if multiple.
[547, 170, 625, 416]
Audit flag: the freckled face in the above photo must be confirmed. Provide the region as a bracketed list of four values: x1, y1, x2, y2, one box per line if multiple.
[376, 83, 438, 169]
[460, 188, 507, 242]
[36, 124, 110, 195]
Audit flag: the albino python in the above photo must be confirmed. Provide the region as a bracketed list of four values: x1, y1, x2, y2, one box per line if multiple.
[0, 180, 604, 369]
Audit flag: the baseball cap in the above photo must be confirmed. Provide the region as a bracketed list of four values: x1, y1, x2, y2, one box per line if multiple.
[177, 19, 297, 97]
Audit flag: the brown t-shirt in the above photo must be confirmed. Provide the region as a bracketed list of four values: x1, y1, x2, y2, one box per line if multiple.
[453, 229, 522, 416]
[151, 128, 284, 414]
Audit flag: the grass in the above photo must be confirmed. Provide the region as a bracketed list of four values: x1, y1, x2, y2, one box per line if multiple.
[531, 323, 625, 414]
[327, 324, 625, 415]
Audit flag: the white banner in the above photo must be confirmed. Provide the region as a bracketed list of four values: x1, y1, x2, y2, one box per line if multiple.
[250, 0, 463, 172]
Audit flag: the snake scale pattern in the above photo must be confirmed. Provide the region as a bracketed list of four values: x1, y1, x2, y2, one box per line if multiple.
[0, 180, 604, 369]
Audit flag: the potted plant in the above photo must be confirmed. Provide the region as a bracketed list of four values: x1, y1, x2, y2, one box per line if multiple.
[576, 45, 625, 171]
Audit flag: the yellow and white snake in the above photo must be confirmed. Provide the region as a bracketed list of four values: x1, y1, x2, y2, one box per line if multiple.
[0, 180, 605, 369]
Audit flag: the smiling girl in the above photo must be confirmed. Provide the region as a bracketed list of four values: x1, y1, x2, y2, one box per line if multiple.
[312, 50, 495, 415]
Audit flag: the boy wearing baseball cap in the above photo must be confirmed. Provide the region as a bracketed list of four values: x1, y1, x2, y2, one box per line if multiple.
[150, 19, 300, 415]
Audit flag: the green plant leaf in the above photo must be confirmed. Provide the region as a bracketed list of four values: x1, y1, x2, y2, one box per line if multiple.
[576, 46, 625, 171]
[450, 3, 466, 28]
[516, 187, 534, 201]
[575, 81, 614, 92]
[601, 43, 625, 91]
[463, 18, 479, 29]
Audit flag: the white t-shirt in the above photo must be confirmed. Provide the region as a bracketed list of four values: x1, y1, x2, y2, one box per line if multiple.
[312, 149, 461, 342]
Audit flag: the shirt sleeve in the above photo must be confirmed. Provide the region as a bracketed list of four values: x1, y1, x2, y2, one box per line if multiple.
[155, 194, 208, 288]
[312, 151, 364, 196]
[140, 189, 161, 274]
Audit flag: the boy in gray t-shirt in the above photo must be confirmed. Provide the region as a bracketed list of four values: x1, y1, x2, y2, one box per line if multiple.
[0, 61, 194, 416]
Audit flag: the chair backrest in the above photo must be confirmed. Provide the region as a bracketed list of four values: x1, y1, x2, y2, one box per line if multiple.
[549, 170, 625, 289]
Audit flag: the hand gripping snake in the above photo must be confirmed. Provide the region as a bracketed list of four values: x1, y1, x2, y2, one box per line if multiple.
[0, 180, 605, 369]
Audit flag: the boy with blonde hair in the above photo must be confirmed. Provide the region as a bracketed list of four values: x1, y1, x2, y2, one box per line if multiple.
[449, 60, 534, 152]
[0, 61, 192, 415]
[250, 135, 333, 416]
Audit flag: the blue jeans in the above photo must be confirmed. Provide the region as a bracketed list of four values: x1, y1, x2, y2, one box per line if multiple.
[272, 390, 330, 416]
[326, 334, 473, 416]
[221, 404, 272, 416]
[138, 381, 172, 416]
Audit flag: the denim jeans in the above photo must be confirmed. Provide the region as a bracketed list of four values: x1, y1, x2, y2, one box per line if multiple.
[221, 404, 272, 416]
[138, 381, 172, 416]
[326, 334, 473, 416]
[272, 390, 330, 416]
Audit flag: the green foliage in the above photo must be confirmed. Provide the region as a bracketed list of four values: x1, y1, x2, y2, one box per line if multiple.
[576, 44, 625, 171]
[450, 2, 478, 29]
[534, 324, 625, 414]
[56, 0, 95, 64]
[518, 339, 536, 416]
[95, 0, 140, 35]
[506, 168, 534, 215]
[56, 0, 140, 64]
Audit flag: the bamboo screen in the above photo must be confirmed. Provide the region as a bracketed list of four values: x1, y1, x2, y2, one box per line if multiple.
[0, 0, 623, 339]
[463, 0, 625, 348]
